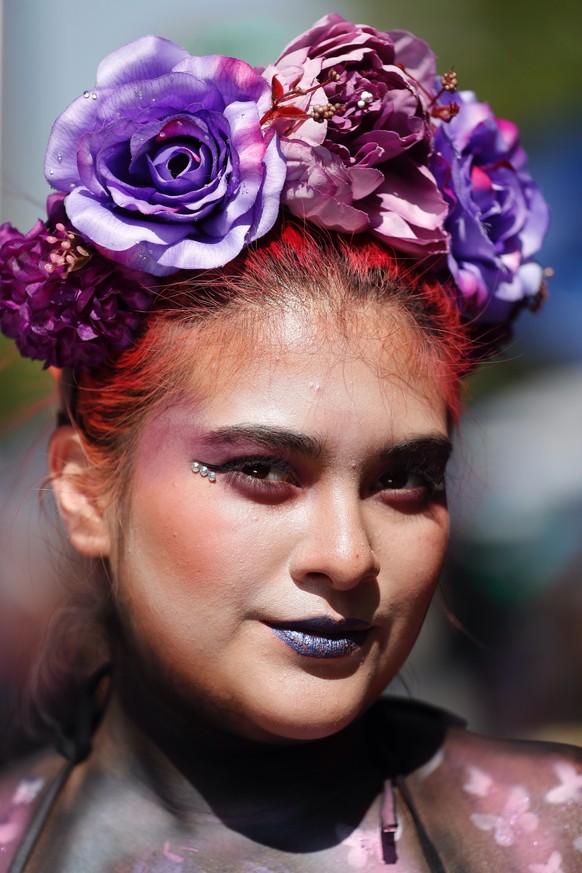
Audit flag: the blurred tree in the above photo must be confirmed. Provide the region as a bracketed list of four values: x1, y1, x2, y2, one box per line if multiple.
[0, 339, 53, 428]
[360, 0, 580, 126]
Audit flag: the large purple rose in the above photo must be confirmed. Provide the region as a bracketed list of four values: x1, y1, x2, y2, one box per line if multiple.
[272, 14, 447, 254]
[45, 37, 286, 276]
[0, 195, 153, 369]
[432, 90, 549, 323]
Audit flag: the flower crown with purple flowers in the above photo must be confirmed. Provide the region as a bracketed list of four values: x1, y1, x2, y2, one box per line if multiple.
[0, 14, 550, 371]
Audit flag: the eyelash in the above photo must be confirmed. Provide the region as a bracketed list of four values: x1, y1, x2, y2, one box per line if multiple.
[200, 455, 446, 504]
[204, 455, 299, 493]
[372, 467, 446, 506]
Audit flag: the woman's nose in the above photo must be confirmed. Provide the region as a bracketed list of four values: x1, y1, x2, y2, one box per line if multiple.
[289, 486, 380, 591]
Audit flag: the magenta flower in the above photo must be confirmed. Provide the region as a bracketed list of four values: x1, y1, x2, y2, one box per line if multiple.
[272, 14, 447, 254]
[431, 89, 549, 323]
[0, 196, 153, 370]
[260, 50, 328, 146]
[45, 37, 286, 276]
[281, 141, 385, 233]
[389, 30, 438, 106]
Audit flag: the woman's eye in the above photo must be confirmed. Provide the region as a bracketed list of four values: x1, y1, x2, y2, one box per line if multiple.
[206, 456, 300, 492]
[379, 470, 428, 490]
[237, 460, 294, 483]
[375, 467, 445, 502]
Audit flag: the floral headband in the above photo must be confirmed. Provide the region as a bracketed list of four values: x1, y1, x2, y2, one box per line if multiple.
[0, 14, 549, 371]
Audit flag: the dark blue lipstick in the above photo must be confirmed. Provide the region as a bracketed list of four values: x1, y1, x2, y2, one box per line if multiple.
[269, 617, 371, 659]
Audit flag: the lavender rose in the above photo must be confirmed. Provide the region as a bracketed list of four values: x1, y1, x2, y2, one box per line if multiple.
[0, 196, 153, 369]
[432, 90, 549, 323]
[45, 37, 286, 276]
[272, 14, 447, 254]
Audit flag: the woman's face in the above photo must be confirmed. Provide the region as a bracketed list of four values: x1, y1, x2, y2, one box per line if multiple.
[109, 306, 452, 743]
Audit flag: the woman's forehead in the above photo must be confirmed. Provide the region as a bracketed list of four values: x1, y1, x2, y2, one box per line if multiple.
[184, 302, 436, 384]
[144, 307, 449, 448]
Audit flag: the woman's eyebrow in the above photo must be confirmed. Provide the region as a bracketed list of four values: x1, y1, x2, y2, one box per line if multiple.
[199, 428, 452, 463]
[378, 435, 453, 463]
[200, 425, 324, 457]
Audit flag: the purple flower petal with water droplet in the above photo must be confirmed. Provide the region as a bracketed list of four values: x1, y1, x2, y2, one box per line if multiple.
[44, 40, 285, 275]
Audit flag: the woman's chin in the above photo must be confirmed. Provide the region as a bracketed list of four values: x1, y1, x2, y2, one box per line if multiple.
[200, 658, 393, 745]
[226, 695, 370, 745]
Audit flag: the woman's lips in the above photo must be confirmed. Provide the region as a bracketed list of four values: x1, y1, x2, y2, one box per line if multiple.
[267, 617, 372, 659]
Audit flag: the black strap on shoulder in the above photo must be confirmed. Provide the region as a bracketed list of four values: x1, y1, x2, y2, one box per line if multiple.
[369, 697, 456, 870]
[7, 664, 110, 873]
[395, 774, 448, 873]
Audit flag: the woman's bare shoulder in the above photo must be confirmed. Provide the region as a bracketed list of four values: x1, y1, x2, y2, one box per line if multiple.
[0, 748, 64, 870]
[0, 746, 64, 796]
[437, 719, 582, 806]
[376, 694, 582, 777]
[395, 701, 582, 872]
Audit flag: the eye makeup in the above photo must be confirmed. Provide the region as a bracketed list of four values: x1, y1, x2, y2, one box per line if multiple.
[190, 428, 452, 504]
[191, 461, 217, 481]
[191, 454, 300, 501]
[371, 436, 452, 504]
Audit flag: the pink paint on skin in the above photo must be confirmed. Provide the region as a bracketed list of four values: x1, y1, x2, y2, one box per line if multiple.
[103, 307, 450, 744]
[162, 842, 183, 862]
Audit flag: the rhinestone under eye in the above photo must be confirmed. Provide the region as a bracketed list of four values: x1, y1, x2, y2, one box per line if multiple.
[191, 461, 216, 482]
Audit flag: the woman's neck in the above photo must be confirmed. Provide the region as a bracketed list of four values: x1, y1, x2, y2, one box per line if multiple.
[89, 675, 382, 831]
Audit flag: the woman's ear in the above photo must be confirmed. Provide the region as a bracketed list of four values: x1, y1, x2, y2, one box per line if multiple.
[48, 426, 111, 558]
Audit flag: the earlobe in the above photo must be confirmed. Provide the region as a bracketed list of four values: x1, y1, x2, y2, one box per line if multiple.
[48, 426, 111, 558]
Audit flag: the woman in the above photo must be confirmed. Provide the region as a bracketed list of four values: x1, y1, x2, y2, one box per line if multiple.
[0, 14, 579, 872]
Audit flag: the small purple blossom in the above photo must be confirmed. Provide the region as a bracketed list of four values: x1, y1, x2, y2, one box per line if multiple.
[0, 196, 153, 370]
[272, 13, 447, 254]
[431, 89, 549, 324]
[45, 37, 286, 276]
